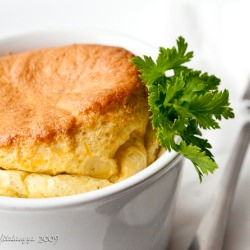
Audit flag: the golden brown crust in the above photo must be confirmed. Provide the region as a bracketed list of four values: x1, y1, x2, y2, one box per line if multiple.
[0, 44, 144, 147]
[0, 81, 76, 146]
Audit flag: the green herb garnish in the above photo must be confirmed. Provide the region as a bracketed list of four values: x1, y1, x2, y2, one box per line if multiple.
[131, 36, 234, 181]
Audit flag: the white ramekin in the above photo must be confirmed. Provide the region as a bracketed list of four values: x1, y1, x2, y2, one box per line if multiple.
[0, 29, 183, 250]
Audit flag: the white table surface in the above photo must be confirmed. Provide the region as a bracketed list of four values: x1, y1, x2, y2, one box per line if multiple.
[0, 0, 249, 249]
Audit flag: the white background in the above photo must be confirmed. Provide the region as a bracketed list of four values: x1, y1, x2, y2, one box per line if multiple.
[0, 0, 249, 249]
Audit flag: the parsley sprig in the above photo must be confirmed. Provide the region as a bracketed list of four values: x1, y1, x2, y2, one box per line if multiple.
[131, 36, 234, 181]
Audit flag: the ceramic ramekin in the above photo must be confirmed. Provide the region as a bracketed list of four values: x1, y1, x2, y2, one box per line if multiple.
[0, 29, 183, 250]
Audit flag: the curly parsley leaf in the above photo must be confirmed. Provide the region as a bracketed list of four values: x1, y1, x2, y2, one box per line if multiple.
[131, 36, 234, 181]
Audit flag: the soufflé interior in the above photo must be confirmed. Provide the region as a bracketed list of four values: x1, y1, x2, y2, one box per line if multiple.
[0, 44, 160, 198]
